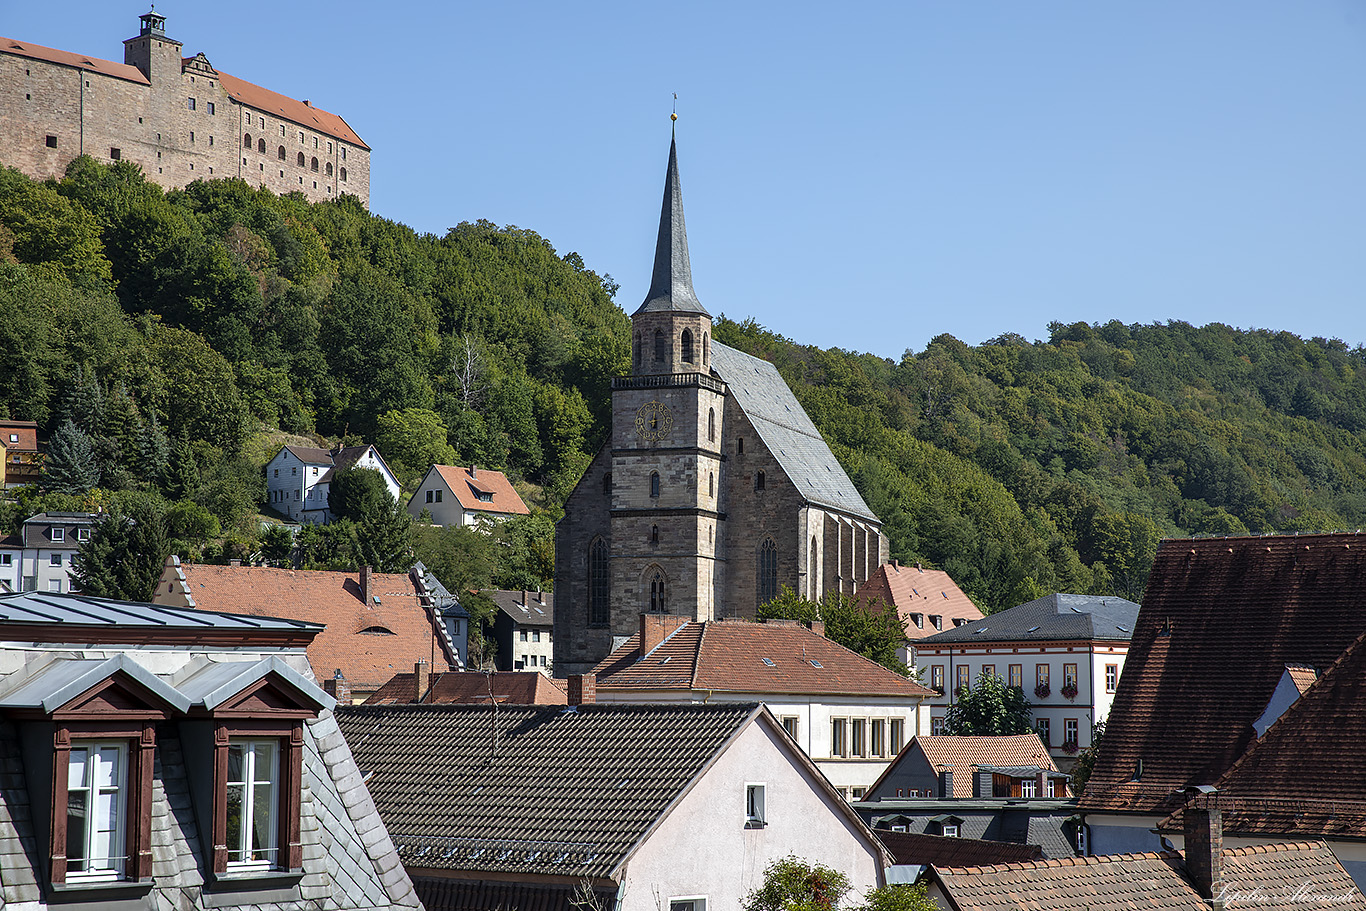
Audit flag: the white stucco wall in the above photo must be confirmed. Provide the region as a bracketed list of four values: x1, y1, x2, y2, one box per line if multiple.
[617, 718, 884, 911]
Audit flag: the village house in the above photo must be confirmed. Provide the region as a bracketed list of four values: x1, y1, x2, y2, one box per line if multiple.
[153, 559, 461, 702]
[486, 588, 554, 673]
[0, 590, 419, 910]
[857, 559, 983, 665]
[0, 420, 41, 488]
[590, 614, 936, 798]
[407, 464, 529, 527]
[0, 512, 97, 594]
[916, 593, 1139, 763]
[264, 444, 400, 523]
[1078, 534, 1366, 861]
[337, 691, 890, 911]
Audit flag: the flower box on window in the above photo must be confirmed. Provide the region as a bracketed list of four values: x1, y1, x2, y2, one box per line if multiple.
[1061, 740, 1080, 754]
[1034, 683, 1050, 698]
[1061, 683, 1078, 700]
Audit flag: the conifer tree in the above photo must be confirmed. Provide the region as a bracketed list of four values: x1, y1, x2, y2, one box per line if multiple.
[72, 499, 170, 602]
[44, 418, 100, 494]
[65, 363, 105, 437]
[136, 409, 170, 485]
[163, 434, 198, 501]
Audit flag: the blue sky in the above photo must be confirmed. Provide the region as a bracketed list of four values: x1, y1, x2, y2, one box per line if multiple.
[7, 2, 1366, 359]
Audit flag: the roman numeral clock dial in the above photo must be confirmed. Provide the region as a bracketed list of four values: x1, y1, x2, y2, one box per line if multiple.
[635, 401, 673, 442]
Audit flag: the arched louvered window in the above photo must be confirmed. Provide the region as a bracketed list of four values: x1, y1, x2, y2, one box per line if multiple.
[759, 538, 778, 607]
[649, 570, 667, 613]
[681, 329, 694, 364]
[650, 472, 660, 498]
[654, 329, 666, 362]
[588, 538, 609, 627]
[310, 156, 319, 172]
[258, 138, 266, 153]
[278, 145, 286, 160]
[340, 167, 347, 182]
[326, 162, 333, 176]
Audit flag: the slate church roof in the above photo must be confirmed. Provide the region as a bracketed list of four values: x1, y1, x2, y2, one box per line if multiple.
[711, 341, 877, 521]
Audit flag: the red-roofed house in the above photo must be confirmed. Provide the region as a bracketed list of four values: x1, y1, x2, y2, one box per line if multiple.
[407, 465, 530, 527]
[858, 560, 983, 661]
[0, 12, 369, 205]
[364, 670, 567, 705]
[152, 560, 457, 702]
[591, 615, 935, 797]
[265, 443, 400, 523]
[0, 421, 41, 488]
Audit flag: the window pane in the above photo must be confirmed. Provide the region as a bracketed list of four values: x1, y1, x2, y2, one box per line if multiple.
[226, 782, 245, 859]
[252, 778, 275, 861]
[66, 789, 89, 868]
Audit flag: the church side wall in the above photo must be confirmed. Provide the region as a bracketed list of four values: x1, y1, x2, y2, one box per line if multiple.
[553, 444, 613, 676]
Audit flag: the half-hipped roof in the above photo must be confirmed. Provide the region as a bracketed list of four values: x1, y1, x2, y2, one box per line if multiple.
[860, 561, 982, 639]
[1080, 534, 1366, 818]
[592, 619, 934, 698]
[427, 465, 529, 516]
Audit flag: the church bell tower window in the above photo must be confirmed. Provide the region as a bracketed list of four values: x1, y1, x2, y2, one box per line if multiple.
[654, 329, 666, 363]
[650, 472, 660, 498]
[588, 539, 609, 627]
[681, 329, 694, 364]
[650, 572, 667, 613]
[759, 538, 778, 607]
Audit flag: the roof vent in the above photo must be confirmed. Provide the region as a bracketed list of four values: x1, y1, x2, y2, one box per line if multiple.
[660, 656, 671, 664]
[1071, 607, 1084, 613]
[761, 657, 775, 667]
[1027, 626, 1039, 632]
[942, 591, 949, 598]
[974, 628, 988, 634]
[373, 595, 381, 604]
[1116, 625, 1129, 632]
[809, 659, 823, 668]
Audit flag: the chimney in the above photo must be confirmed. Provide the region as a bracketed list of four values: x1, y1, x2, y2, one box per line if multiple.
[1184, 793, 1224, 907]
[522, 590, 530, 608]
[809, 620, 826, 638]
[415, 660, 430, 702]
[323, 669, 350, 705]
[1037, 770, 1048, 798]
[640, 613, 689, 655]
[973, 766, 993, 798]
[360, 565, 371, 603]
[890, 559, 899, 570]
[938, 767, 955, 799]
[469, 465, 476, 478]
[568, 673, 595, 706]
[228, 558, 241, 567]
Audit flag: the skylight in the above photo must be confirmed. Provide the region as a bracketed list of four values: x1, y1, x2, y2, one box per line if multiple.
[974, 628, 988, 634]
[809, 659, 823, 668]
[762, 657, 775, 667]
[1027, 626, 1040, 632]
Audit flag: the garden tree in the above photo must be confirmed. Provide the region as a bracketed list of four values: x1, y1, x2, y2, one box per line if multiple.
[327, 467, 393, 523]
[491, 514, 556, 592]
[259, 524, 294, 567]
[456, 589, 498, 669]
[942, 673, 1033, 736]
[742, 856, 850, 911]
[857, 884, 936, 911]
[375, 407, 458, 478]
[1069, 719, 1106, 795]
[44, 418, 100, 494]
[355, 498, 414, 574]
[413, 524, 495, 594]
[758, 588, 909, 674]
[163, 500, 220, 544]
[72, 498, 170, 602]
[294, 522, 357, 572]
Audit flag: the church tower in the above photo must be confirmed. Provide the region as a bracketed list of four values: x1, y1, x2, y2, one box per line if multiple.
[607, 131, 727, 628]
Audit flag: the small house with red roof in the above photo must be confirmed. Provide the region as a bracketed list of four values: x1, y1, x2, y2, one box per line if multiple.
[407, 465, 529, 528]
[858, 560, 983, 664]
[364, 669, 567, 705]
[152, 560, 460, 702]
[264, 443, 400, 523]
[591, 614, 936, 797]
[0, 421, 41, 488]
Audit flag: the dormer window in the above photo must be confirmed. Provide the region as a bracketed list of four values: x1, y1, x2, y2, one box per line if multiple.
[910, 613, 923, 628]
[226, 741, 279, 871]
[930, 615, 942, 630]
[51, 527, 65, 543]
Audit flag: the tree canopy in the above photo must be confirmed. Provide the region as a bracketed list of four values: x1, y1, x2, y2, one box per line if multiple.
[941, 673, 1034, 736]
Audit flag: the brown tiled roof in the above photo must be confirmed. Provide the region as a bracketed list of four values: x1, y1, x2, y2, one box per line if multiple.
[431, 465, 529, 516]
[929, 842, 1365, 911]
[860, 562, 983, 639]
[336, 702, 761, 879]
[876, 735, 1057, 799]
[283, 444, 334, 465]
[1286, 665, 1318, 695]
[592, 620, 936, 698]
[1080, 534, 1366, 818]
[364, 670, 566, 705]
[0, 36, 148, 84]
[216, 70, 368, 148]
[0, 421, 39, 453]
[876, 829, 1043, 867]
[411, 877, 617, 911]
[165, 564, 447, 693]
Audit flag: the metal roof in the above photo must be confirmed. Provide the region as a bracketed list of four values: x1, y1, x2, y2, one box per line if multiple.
[175, 655, 333, 711]
[633, 132, 708, 317]
[0, 654, 191, 713]
[0, 591, 322, 632]
[710, 343, 878, 520]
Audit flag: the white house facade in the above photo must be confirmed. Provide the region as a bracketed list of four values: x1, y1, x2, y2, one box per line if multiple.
[0, 513, 97, 594]
[266, 445, 401, 523]
[407, 464, 529, 528]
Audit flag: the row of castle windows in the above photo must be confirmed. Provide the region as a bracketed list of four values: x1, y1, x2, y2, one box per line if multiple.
[186, 97, 215, 115]
[243, 112, 347, 158]
[242, 136, 347, 180]
[633, 329, 710, 367]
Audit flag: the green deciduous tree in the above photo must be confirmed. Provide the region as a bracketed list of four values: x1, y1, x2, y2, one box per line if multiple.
[375, 407, 457, 478]
[327, 467, 393, 523]
[942, 672, 1034, 736]
[759, 588, 910, 674]
[742, 856, 850, 911]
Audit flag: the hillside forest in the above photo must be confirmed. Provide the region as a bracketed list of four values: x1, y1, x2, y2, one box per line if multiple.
[5, 157, 1366, 612]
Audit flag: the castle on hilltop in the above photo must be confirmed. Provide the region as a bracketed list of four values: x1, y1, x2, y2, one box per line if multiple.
[0, 11, 369, 207]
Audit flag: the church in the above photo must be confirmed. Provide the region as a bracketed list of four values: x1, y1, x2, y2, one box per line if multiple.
[553, 132, 887, 675]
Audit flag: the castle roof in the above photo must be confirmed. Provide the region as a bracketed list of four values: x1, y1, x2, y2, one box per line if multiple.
[0, 36, 149, 84]
[217, 70, 369, 150]
[710, 342, 878, 520]
[634, 131, 708, 316]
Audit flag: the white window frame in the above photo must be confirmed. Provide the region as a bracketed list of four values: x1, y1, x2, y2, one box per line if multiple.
[226, 740, 280, 872]
[76, 527, 91, 542]
[941, 823, 959, 837]
[745, 783, 766, 828]
[870, 718, 886, 758]
[51, 527, 65, 543]
[780, 716, 799, 741]
[889, 717, 906, 754]
[670, 899, 707, 911]
[65, 741, 128, 882]
[1106, 663, 1118, 693]
[831, 718, 848, 758]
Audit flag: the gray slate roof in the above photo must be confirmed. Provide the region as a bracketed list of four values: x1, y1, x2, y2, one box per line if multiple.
[0, 590, 322, 632]
[916, 593, 1139, 645]
[634, 132, 708, 317]
[336, 702, 759, 879]
[711, 342, 877, 520]
[486, 589, 553, 627]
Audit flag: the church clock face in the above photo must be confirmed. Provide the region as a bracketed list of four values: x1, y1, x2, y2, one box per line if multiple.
[635, 401, 674, 441]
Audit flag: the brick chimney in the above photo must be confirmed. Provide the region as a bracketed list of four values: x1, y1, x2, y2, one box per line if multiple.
[809, 620, 826, 638]
[568, 673, 595, 706]
[1184, 793, 1224, 908]
[323, 669, 350, 705]
[360, 565, 371, 603]
[1036, 770, 1048, 798]
[639, 613, 690, 656]
[415, 660, 430, 703]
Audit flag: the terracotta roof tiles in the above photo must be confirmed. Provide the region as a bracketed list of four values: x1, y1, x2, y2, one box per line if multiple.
[0, 36, 148, 84]
[365, 670, 566, 705]
[877, 735, 1058, 799]
[216, 70, 368, 148]
[431, 465, 529, 516]
[859, 562, 983, 640]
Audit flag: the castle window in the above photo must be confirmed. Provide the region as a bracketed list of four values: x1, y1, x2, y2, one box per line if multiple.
[244, 133, 252, 149]
[258, 138, 266, 153]
[297, 152, 305, 167]
[314, 137, 319, 148]
[328, 141, 333, 153]
[207, 101, 215, 115]
[654, 329, 665, 363]
[681, 329, 694, 364]
[651, 525, 659, 544]
[280, 124, 285, 136]
[311, 157, 319, 172]
[709, 408, 715, 442]
[649, 571, 667, 613]
[342, 147, 347, 160]
[588, 538, 609, 627]
[190, 131, 195, 143]
[299, 131, 304, 143]
[759, 538, 778, 606]
[188, 97, 196, 111]
[340, 167, 347, 182]
[326, 162, 333, 176]
[110, 147, 121, 160]
[650, 472, 660, 498]
[45, 135, 56, 148]
[703, 332, 710, 364]
[738, 438, 744, 455]
[209, 135, 214, 146]
[278, 145, 286, 160]
[756, 471, 766, 491]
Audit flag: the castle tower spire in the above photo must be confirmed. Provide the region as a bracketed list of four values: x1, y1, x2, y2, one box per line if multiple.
[635, 129, 709, 316]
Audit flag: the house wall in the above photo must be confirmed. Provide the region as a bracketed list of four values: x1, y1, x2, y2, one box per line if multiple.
[495, 614, 554, 674]
[16, 516, 92, 593]
[619, 719, 883, 911]
[408, 469, 467, 526]
[266, 449, 323, 521]
[0, 547, 19, 592]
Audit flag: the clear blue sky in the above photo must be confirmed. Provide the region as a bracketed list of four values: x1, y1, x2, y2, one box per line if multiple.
[8, 2, 1366, 359]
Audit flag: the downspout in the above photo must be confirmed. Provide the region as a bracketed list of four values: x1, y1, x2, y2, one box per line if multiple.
[79, 71, 85, 156]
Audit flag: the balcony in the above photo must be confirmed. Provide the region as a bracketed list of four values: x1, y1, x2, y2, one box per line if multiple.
[612, 373, 726, 394]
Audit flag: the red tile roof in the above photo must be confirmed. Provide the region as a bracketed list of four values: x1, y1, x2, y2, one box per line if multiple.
[875, 735, 1058, 799]
[1080, 534, 1366, 818]
[161, 564, 448, 694]
[213, 70, 367, 149]
[365, 670, 566, 705]
[431, 466, 529, 517]
[592, 619, 935, 698]
[928, 842, 1366, 911]
[0, 421, 40, 454]
[859, 562, 982, 639]
[0, 36, 148, 84]
[876, 830, 1043, 867]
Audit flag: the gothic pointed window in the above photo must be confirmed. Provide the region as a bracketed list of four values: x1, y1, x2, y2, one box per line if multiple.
[810, 536, 818, 598]
[708, 408, 715, 442]
[650, 571, 667, 613]
[602, 472, 612, 494]
[681, 329, 694, 364]
[650, 472, 660, 498]
[588, 538, 608, 627]
[703, 331, 710, 364]
[654, 329, 666, 363]
[759, 538, 778, 607]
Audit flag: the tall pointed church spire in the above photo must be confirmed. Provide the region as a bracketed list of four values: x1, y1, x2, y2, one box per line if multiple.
[634, 128, 709, 316]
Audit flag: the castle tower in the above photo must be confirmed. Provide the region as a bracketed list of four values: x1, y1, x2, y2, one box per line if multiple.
[124, 10, 183, 83]
[609, 130, 727, 627]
